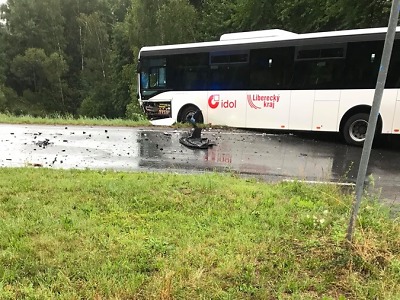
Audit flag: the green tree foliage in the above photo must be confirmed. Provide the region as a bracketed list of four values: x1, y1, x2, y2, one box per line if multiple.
[230, 0, 387, 34]
[5, 0, 65, 55]
[0, 22, 7, 111]
[110, 21, 135, 117]
[0, 23, 6, 85]
[197, 0, 237, 41]
[276, 0, 336, 33]
[124, 0, 198, 117]
[10, 48, 68, 115]
[77, 12, 114, 117]
[59, 0, 114, 115]
[127, 0, 197, 47]
[2, 0, 69, 115]
[333, 0, 391, 30]
[157, 0, 197, 44]
[231, 0, 279, 32]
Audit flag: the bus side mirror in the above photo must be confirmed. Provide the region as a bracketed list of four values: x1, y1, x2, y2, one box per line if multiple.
[136, 61, 141, 73]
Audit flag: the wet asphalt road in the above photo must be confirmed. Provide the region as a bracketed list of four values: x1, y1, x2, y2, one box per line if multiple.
[1, 124, 399, 202]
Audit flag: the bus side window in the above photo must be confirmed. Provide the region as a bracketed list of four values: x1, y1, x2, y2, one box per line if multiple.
[181, 67, 208, 90]
[292, 45, 346, 89]
[208, 51, 249, 90]
[149, 66, 166, 89]
[167, 53, 209, 91]
[209, 65, 248, 90]
[249, 47, 294, 90]
[386, 41, 400, 88]
[293, 59, 345, 89]
[344, 41, 382, 89]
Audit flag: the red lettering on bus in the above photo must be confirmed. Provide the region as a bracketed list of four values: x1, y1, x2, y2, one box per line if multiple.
[248, 94, 280, 109]
[222, 100, 237, 108]
[208, 95, 237, 109]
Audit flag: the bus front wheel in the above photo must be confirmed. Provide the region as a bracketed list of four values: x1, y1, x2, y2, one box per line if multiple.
[179, 105, 204, 124]
[342, 113, 370, 146]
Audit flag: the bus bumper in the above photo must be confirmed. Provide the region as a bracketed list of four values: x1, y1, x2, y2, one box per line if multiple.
[142, 101, 172, 120]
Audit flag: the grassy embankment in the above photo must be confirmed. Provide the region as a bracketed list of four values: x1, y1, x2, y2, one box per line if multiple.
[0, 168, 399, 299]
[0, 113, 151, 127]
[0, 113, 219, 129]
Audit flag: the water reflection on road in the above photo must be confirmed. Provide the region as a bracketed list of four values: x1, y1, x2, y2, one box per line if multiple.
[1, 124, 399, 201]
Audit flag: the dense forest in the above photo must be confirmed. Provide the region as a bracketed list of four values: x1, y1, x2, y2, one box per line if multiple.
[0, 0, 393, 119]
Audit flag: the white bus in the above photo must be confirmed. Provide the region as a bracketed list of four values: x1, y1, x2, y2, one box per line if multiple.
[137, 27, 400, 146]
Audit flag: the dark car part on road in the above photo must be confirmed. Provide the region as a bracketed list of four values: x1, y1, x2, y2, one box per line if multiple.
[180, 128, 215, 149]
[179, 128, 215, 149]
[179, 136, 214, 149]
[179, 113, 214, 149]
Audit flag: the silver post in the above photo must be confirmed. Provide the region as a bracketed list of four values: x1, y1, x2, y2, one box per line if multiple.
[346, 0, 400, 243]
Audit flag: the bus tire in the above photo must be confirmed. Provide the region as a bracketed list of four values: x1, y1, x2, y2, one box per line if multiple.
[179, 105, 203, 124]
[342, 113, 370, 146]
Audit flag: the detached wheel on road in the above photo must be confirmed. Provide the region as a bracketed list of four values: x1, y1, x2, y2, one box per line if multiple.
[342, 113, 371, 146]
[179, 105, 204, 124]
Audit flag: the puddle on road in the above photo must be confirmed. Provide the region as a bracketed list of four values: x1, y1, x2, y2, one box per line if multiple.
[0, 124, 351, 180]
[1, 124, 400, 201]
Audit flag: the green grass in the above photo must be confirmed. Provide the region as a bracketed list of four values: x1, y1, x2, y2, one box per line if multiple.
[0, 113, 151, 127]
[0, 113, 225, 129]
[0, 168, 399, 299]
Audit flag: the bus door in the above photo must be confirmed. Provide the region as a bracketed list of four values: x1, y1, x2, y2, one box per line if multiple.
[391, 91, 400, 134]
[290, 44, 347, 131]
[288, 90, 315, 130]
[207, 51, 249, 127]
[246, 47, 293, 129]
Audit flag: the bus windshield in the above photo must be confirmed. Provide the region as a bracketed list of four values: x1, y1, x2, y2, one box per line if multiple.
[140, 57, 168, 98]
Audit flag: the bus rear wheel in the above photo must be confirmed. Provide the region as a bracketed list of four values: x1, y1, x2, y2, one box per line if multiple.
[342, 113, 370, 146]
[179, 105, 203, 124]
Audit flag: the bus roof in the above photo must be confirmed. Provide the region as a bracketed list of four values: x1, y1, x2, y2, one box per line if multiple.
[220, 29, 298, 41]
[139, 27, 400, 57]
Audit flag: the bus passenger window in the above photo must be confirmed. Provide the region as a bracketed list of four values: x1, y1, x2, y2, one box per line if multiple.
[149, 69, 158, 88]
[209, 65, 248, 90]
[149, 66, 166, 89]
[386, 41, 400, 88]
[141, 72, 149, 89]
[249, 47, 294, 90]
[344, 41, 382, 89]
[293, 60, 344, 89]
[159, 67, 166, 87]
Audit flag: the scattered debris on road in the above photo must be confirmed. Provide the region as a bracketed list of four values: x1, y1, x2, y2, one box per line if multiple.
[34, 139, 52, 148]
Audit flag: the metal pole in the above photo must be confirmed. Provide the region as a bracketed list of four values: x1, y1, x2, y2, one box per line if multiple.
[346, 0, 400, 243]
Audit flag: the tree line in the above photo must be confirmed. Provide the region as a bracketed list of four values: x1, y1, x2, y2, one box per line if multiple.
[0, 0, 392, 119]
